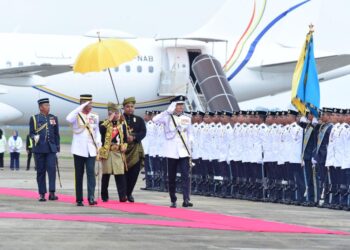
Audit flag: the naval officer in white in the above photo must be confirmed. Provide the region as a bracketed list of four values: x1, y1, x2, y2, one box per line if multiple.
[153, 95, 194, 208]
[66, 94, 102, 206]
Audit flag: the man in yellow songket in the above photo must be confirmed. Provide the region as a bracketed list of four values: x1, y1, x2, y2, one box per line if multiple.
[99, 102, 128, 202]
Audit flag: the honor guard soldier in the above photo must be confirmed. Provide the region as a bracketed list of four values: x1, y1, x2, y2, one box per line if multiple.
[122, 97, 147, 202]
[312, 108, 333, 206]
[153, 95, 194, 208]
[66, 94, 102, 206]
[29, 98, 60, 202]
[141, 110, 154, 190]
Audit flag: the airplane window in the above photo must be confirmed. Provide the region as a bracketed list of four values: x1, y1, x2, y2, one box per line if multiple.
[18, 62, 24, 66]
[6, 61, 11, 67]
[137, 65, 142, 73]
[114, 67, 119, 72]
[148, 66, 154, 73]
[125, 65, 131, 72]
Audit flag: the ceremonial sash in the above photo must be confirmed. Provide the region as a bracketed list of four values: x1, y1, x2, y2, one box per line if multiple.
[32, 115, 48, 134]
[316, 123, 332, 154]
[301, 125, 313, 160]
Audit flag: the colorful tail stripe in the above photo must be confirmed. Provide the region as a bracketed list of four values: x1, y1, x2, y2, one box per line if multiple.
[227, 0, 311, 81]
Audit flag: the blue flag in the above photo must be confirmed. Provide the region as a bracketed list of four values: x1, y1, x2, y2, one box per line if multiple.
[292, 33, 320, 117]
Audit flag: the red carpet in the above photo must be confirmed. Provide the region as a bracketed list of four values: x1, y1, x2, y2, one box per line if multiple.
[0, 187, 349, 235]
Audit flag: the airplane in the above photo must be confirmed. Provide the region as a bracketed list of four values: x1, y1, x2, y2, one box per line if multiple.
[1, 0, 350, 125]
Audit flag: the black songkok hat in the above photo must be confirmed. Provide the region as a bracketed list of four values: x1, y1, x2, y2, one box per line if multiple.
[80, 94, 92, 102]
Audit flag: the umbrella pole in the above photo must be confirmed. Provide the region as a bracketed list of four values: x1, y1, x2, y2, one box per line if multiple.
[107, 68, 120, 104]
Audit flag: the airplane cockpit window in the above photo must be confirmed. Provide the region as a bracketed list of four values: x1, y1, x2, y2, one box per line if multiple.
[137, 65, 142, 73]
[125, 65, 131, 72]
[18, 61, 24, 66]
[148, 66, 154, 73]
[114, 67, 119, 72]
[6, 61, 11, 67]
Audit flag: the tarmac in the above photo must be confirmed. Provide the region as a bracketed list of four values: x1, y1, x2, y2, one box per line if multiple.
[0, 145, 349, 250]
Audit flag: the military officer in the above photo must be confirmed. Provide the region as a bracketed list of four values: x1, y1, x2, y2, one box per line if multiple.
[66, 94, 102, 206]
[123, 97, 147, 202]
[299, 110, 319, 206]
[141, 111, 154, 190]
[312, 108, 333, 206]
[29, 98, 60, 202]
[153, 95, 193, 208]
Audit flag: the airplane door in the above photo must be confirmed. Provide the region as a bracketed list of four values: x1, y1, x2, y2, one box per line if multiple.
[159, 47, 190, 96]
[166, 47, 189, 75]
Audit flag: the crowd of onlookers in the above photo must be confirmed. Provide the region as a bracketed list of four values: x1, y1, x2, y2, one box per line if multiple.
[0, 129, 34, 171]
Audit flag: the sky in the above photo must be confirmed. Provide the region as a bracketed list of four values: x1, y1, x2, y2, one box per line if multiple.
[0, 0, 225, 37]
[0, 0, 349, 110]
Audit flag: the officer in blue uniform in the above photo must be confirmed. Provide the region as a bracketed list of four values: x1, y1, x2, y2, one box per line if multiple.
[29, 98, 60, 202]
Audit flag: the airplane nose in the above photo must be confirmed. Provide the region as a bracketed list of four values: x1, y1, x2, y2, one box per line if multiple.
[0, 102, 23, 123]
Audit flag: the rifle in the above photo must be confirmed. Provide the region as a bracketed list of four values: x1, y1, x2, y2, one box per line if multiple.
[312, 164, 318, 203]
[302, 161, 309, 202]
[261, 146, 267, 200]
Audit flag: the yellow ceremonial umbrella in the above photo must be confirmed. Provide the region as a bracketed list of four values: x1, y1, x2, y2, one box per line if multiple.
[73, 34, 138, 103]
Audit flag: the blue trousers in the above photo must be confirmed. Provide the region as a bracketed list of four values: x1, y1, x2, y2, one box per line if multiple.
[73, 154, 96, 202]
[10, 152, 20, 170]
[167, 157, 190, 203]
[35, 153, 56, 194]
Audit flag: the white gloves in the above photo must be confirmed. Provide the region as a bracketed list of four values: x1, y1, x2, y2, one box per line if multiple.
[312, 117, 318, 125]
[311, 157, 317, 165]
[166, 102, 177, 114]
[300, 116, 308, 123]
[34, 135, 40, 144]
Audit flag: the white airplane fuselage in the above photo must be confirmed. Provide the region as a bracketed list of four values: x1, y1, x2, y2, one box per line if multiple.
[0, 31, 349, 125]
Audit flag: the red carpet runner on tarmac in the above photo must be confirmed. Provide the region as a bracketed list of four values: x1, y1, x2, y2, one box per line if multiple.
[0, 187, 349, 235]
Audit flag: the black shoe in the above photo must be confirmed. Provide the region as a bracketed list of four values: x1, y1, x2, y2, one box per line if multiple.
[182, 201, 193, 207]
[38, 194, 46, 202]
[170, 202, 177, 208]
[88, 199, 97, 205]
[77, 201, 84, 206]
[127, 195, 134, 202]
[119, 196, 127, 202]
[48, 192, 58, 201]
[102, 198, 109, 202]
[26, 168, 29, 171]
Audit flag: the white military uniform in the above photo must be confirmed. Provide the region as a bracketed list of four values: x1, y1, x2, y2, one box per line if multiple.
[287, 122, 303, 164]
[191, 122, 201, 160]
[142, 120, 155, 156]
[341, 123, 350, 169]
[152, 110, 193, 159]
[326, 123, 342, 167]
[66, 102, 102, 157]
